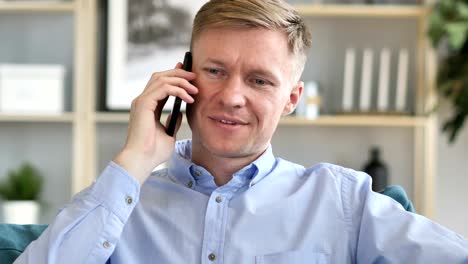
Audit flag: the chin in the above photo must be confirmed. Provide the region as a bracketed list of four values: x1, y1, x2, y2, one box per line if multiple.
[203, 135, 268, 159]
[205, 138, 244, 156]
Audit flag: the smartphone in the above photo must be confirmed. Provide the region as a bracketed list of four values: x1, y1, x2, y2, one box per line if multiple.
[166, 51, 192, 136]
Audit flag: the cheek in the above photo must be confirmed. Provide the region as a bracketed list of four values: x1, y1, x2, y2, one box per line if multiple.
[193, 77, 219, 100]
[254, 97, 284, 123]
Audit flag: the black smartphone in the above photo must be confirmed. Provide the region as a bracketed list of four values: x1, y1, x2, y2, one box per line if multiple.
[166, 51, 192, 136]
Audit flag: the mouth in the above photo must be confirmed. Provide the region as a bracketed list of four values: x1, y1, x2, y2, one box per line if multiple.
[209, 115, 248, 127]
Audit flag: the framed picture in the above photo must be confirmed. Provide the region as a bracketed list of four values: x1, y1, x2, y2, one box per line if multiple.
[106, 0, 206, 111]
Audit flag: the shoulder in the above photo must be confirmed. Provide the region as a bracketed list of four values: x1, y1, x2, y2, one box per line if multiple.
[299, 162, 373, 198]
[302, 162, 370, 183]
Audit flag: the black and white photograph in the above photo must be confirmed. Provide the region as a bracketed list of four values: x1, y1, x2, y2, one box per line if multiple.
[106, 0, 206, 110]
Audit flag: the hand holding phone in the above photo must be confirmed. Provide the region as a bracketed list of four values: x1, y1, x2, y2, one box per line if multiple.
[166, 52, 192, 136]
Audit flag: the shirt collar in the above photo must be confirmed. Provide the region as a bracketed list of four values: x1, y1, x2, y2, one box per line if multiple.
[167, 139, 276, 192]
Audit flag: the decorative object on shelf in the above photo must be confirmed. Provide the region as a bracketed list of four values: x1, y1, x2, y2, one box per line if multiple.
[359, 48, 374, 112]
[395, 48, 409, 113]
[296, 81, 321, 119]
[287, 0, 323, 3]
[339, 0, 371, 4]
[370, 0, 419, 4]
[377, 48, 391, 112]
[330, 0, 419, 4]
[0, 64, 65, 114]
[362, 147, 389, 192]
[341, 47, 410, 114]
[106, 0, 206, 111]
[342, 48, 356, 112]
[0, 163, 43, 224]
[427, 0, 468, 143]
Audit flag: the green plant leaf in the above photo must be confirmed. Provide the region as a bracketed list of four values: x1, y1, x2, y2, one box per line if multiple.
[440, 0, 455, 12]
[446, 22, 468, 50]
[456, 2, 468, 19]
[0, 163, 43, 200]
[428, 11, 446, 47]
[429, 0, 468, 144]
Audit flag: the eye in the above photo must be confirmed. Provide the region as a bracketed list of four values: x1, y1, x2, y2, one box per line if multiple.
[254, 79, 266, 85]
[205, 68, 221, 75]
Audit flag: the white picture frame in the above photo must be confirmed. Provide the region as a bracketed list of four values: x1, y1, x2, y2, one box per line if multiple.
[106, 0, 206, 111]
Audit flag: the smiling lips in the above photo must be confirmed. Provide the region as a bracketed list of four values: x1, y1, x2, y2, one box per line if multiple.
[209, 115, 248, 126]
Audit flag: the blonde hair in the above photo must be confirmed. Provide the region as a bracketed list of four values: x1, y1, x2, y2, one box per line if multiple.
[191, 0, 312, 83]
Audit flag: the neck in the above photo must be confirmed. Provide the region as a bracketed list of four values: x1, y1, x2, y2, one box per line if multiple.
[191, 144, 265, 186]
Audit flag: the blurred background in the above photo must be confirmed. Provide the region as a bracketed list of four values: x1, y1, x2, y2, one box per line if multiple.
[0, 0, 467, 238]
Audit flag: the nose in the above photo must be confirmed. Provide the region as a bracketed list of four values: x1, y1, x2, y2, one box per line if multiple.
[218, 76, 246, 109]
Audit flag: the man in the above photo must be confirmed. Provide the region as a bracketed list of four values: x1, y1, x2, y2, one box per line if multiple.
[16, 0, 468, 263]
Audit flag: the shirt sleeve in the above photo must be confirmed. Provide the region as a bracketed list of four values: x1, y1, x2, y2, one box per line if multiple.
[14, 161, 141, 264]
[341, 170, 468, 263]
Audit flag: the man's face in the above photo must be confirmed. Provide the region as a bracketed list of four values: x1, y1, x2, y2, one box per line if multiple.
[188, 27, 302, 160]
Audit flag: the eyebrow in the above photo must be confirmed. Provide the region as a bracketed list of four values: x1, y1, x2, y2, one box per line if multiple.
[203, 58, 226, 67]
[249, 69, 280, 84]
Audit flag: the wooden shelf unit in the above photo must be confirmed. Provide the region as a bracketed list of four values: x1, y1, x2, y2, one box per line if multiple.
[295, 4, 427, 17]
[0, 1, 75, 12]
[0, 113, 74, 122]
[0, 1, 437, 218]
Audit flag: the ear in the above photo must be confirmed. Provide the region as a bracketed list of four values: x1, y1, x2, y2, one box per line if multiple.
[282, 81, 303, 116]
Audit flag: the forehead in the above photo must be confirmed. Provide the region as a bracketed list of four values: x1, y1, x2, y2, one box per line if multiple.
[192, 27, 293, 71]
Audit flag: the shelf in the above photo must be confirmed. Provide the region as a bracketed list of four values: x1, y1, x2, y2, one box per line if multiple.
[0, 1, 75, 12]
[95, 112, 183, 124]
[95, 112, 427, 127]
[295, 4, 427, 18]
[281, 115, 427, 127]
[95, 112, 130, 123]
[0, 113, 74, 122]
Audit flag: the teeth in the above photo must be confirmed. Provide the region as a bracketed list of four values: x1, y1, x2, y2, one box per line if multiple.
[220, 119, 236, 125]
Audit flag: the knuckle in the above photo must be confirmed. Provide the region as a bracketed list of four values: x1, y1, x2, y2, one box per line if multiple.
[151, 72, 160, 79]
[132, 96, 144, 108]
[130, 98, 138, 108]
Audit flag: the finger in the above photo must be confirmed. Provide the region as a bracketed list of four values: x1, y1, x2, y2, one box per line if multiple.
[144, 70, 196, 96]
[149, 67, 196, 83]
[154, 96, 169, 121]
[139, 76, 197, 107]
[142, 83, 196, 105]
[146, 76, 198, 95]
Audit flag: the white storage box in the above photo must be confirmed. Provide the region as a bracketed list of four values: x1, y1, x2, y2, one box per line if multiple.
[0, 64, 65, 114]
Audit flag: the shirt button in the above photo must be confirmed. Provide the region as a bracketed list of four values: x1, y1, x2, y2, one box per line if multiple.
[103, 241, 111, 249]
[125, 196, 133, 205]
[208, 253, 216, 261]
[187, 181, 193, 188]
[194, 170, 201, 176]
[215, 196, 222, 203]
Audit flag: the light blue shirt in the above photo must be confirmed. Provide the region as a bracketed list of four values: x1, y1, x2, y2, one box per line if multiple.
[16, 139, 468, 263]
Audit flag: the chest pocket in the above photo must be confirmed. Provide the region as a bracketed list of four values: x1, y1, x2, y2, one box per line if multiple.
[255, 250, 329, 264]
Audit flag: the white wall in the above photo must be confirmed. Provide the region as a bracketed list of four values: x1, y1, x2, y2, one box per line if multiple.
[435, 104, 468, 236]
